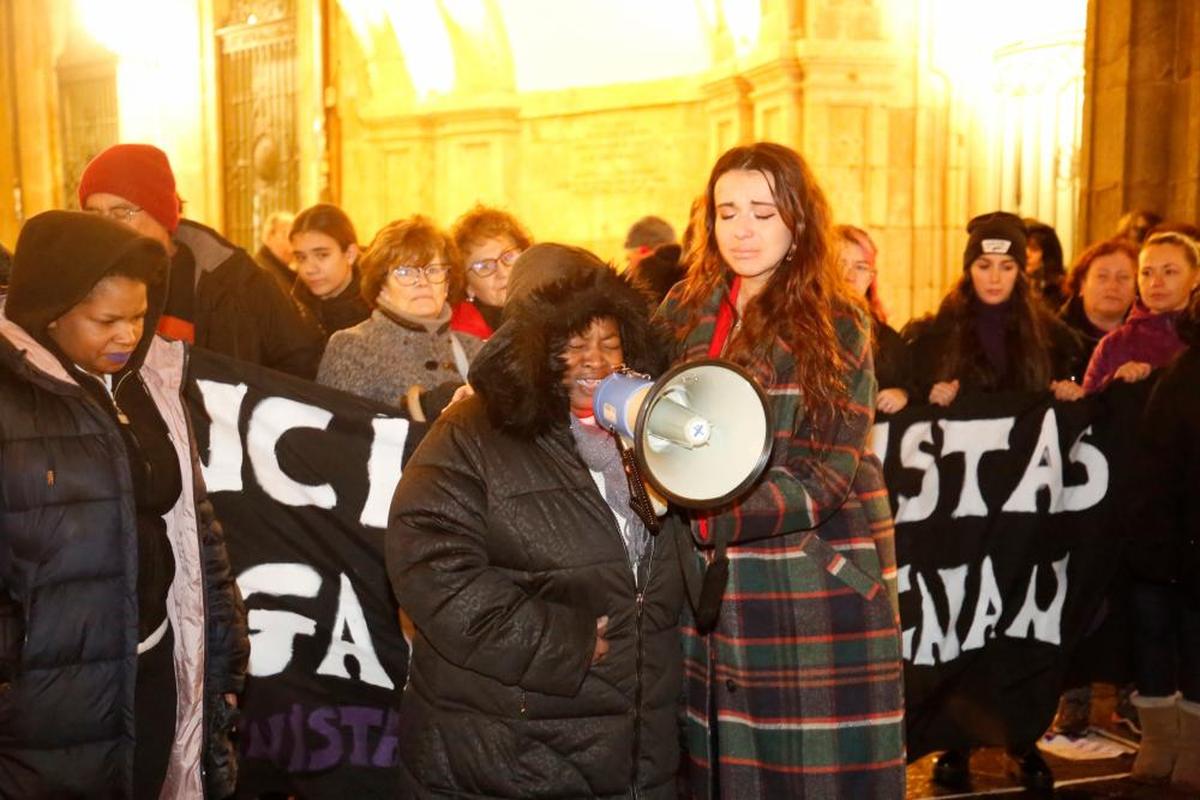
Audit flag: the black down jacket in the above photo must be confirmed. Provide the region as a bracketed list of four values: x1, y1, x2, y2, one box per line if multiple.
[175, 219, 324, 379]
[0, 212, 248, 798]
[1130, 344, 1200, 592]
[386, 255, 686, 798]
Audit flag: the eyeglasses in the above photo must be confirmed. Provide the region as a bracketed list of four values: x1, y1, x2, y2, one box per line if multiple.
[391, 264, 451, 286]
[85, 205, 142, 223]
[467, 247, 521, 278]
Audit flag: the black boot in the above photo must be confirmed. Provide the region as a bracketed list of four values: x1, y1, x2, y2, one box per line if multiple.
[1005, 745, 1054, 792]
[932, 749, 971, 790]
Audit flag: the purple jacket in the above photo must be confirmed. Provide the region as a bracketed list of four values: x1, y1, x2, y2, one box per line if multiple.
[1082, 303, 1185, 393]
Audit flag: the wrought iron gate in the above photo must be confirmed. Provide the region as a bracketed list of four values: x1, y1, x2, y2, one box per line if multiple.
[216, 1, 299, 252]
[57, 47, 118, 209]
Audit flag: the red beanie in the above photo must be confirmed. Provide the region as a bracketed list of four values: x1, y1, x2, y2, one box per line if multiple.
[77, 143, 181, 233]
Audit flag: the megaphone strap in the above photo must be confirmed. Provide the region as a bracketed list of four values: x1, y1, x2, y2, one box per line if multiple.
[613, 435, 661, 535]
[677, 524, 729, 635]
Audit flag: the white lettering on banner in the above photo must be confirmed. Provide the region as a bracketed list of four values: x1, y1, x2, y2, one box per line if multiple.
[194, 380, 410, 527]
[869, 421, 890, 459]
[1062, 426, 1108, 511]
[898, 554, 1070, 664]
[877, 409, 1110, 519]
[1002, 409, 1064, 512]
[895, 422, 938, 523]
[962, 556, 1004, 650]
[196, 380, 249, 492]
[939, 418, 1014, 517]
[913, 564, 968, 666]
[360, 417, 411, 529]
[249, 397, 337, 508]
[1005, 555, 1070, 645]
[317, 573, 395, 689]
[238, 563, 322, 676]
[898, 565, 914, 660]
[238, 564, 395, 689]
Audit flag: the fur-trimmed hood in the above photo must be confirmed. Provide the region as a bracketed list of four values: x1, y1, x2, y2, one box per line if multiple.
[469, 246, 667, 437]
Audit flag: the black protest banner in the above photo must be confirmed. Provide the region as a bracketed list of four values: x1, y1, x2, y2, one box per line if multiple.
[185, 346, 1150, 784]
[185, 349, 427, 798]
[874, 383, 1148, 758]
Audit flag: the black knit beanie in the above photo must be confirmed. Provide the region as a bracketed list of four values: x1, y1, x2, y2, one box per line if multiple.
[963, 211, 1027, 271]
[7, 210, 168, 344]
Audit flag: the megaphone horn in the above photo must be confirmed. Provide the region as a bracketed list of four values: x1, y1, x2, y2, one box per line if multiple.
[593, 359, 773, 509]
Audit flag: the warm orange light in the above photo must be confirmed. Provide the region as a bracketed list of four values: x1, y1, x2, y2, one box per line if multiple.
[442, 0, 489, 35]
[718, 0, 761, 59]
[340, 0, 456, 98]
[927, 0, 1085, 101]
[75, 0, 193, 61]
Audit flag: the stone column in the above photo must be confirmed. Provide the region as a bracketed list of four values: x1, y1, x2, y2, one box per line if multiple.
[1079, 0, 1200, 243]
[746, 58, 805, 147]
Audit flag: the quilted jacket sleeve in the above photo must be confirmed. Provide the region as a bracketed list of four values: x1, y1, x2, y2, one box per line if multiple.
[386, 411, 595, 697]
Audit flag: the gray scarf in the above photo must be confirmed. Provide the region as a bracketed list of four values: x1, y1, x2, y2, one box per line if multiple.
[568, 415, 649, 575]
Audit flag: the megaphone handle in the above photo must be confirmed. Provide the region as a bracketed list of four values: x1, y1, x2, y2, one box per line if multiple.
[614, 437, 662, 534]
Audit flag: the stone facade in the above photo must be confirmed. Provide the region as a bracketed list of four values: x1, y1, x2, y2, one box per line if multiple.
[1079, 0, 1200, 243]
[1, 1, 1189, 322]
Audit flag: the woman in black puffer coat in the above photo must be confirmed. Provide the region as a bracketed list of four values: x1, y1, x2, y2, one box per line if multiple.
[386, 243, 686, 798]
[0, 210, 248, 799]
[1123, 295, 1200, 791]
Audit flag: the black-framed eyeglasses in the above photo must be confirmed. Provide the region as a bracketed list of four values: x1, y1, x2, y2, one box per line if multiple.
[85, 204, 142, 223]
[467, 247, 521, 278]
[391, 264, 451, 286]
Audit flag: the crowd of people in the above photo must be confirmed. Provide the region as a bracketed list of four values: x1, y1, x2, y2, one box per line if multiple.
[0, 138, 1197, 798]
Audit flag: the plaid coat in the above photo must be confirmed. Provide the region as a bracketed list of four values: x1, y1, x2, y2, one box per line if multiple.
[657, 282, 905, 799]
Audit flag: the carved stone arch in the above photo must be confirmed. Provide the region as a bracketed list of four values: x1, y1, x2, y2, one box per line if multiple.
[439, 0, 516, 98]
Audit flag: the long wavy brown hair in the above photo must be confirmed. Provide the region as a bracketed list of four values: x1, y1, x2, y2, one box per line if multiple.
[676, 142, 854, 413]
[933, 267, 1056, 390]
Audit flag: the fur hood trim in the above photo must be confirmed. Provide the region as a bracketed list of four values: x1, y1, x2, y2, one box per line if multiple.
[469, 263, 667, 436]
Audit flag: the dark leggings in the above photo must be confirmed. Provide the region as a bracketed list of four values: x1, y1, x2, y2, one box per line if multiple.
[134, 623, 177, 800]
[1132, 580, 1200, 702]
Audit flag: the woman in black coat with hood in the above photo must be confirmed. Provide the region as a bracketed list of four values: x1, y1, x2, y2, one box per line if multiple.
[386, 243, 685, 798]
[0, 211, 248, 799]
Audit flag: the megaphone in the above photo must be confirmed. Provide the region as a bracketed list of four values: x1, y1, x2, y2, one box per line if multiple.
[592, 358, 772, 508]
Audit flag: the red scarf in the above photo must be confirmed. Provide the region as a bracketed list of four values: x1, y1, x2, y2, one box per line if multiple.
[707, 276, 741, 358]
[696, 276, 741, 542]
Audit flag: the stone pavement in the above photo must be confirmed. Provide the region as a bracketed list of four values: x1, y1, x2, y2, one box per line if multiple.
[905, 683, 1198, 799]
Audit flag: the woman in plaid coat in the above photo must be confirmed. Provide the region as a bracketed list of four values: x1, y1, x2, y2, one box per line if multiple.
[656, 142, 905, 798]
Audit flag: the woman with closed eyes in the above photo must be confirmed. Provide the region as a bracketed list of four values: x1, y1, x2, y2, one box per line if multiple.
[387, 244, 685, 798]
[656, 142, 904, 799]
